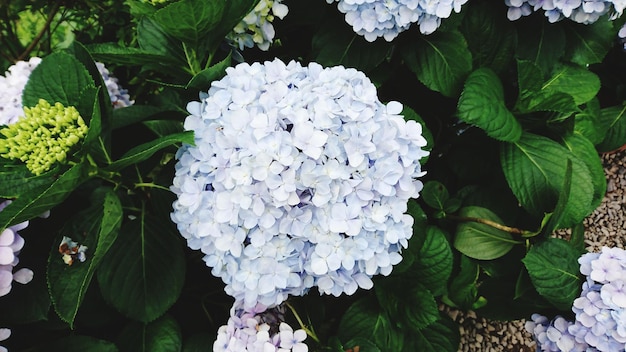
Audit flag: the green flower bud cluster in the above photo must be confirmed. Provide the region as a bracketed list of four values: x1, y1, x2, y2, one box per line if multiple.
[0, 99, 88, 175]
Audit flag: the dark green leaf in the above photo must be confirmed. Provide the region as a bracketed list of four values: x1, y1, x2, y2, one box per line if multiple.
[565, 20, 615, 65]
[143, 120, 184, 138]
[89, 43, 178, 66]
[404, 314, 460, 352]
[0, 162, 89, 230]
[97, 211, 185, 322]
[421, 181, 449, 210]
[22, 52, 95, 108]
[516, 19, 565, 74]
[0, 161, 56, 198]
[402, 30, 472, 97]
[183, 334, 215, 352]
[186, 53, 231, 89]
[574, 97, 608, 145]
[500, 132, 595, 227]
[542, 64, 600, 105]
[597, 103, 626, 152]
[117, 315, 182, 352]
[137, 17, 186, 65]
[343, 337, 382, 352]
[446, 255, 480, 310]
[105, 131, 194, 171]
[522, 238, 582, 311]
[457, 68, 522, 142]
[111, 105, 164, 130]
[454, 206, 521, 260]
[338, 297, 404, 351]
[560, 132, 606, 210]
[153, 0, 223, 46]
[312, 23, 391, 72]
[414, 226, 453, 294]
[539, 159, 573, 237]
[47, 188, 122, 327]
[46, 335, 118, 352]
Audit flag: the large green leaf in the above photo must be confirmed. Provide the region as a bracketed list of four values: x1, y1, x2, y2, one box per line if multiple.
[541, 64, 600, 105]
[89, 43, 178, 66]
[500, 132, 594, 227]
[460, 2, 516, 73]
[457, 68, 522, 142]
[47, 188, 122, 327]
[414, 226, 453, 294]
[597, 103, 626, 152]
[186, 53, 231, 90]
[0, 162, 89, 230]
[153, 0, 223, 46]
[404, 314, 460, 352]
[565, 20, 615, 65]
[104, 131, 194, 171]
[445, 255, 480, 311]
[137, 17, 187, 66]
[117, 315, 182, 352]
[312, 23, 391, 72]
[516, 19, 565, 74]
[22, 51, 95, 109]
[338, 297, 404, 351]
[560, 132, 606, 210]
[454, 206, 521, 260]
[522, 238, 582, 311]
[0, 161, 56, 198]
[97, 210, 185, 322]
[46, 335, 118, 352]
[402, 30, 472, 97]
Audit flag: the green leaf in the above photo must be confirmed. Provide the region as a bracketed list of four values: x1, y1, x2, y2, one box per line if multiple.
[565, 20, 615, 65]
[105, 131, 194, 171]
[414, 226, 453, 294]
[186, 53, 231, 89]
[500, 132, 595, 227]
[22, 51, 95, 108]
[46, 335, 118, 352]
[404, 314, 460, 352]
[421, 181, 449, 210]
[574, 97, 609, 145]
[117, 315, 182, 352]
[89, 43, 178, 66]
[137, 17, 186, 65]
[153, 0, 223, 46]
[111, 105, 164, 130]
[539, 159, 573, 237]
[402, 30, 472, 97]
[0, 161, 56, 198]
[343, 337, 382, 352]
[457, 68, 522, 142]
[516, 19, 565, 74]
[460, 2, 516, 73]
[446, 255, 480, 310]
[183, 334, 215, 352]
[97, 210, 185, 322]
[312, 23, 391, 72]
[454, 206, 521, 260]
[522, 238, 582, 311]
[0, 162, 89, 230]
[143, 120, 184, 138]
[597, 103, 626, 152]
[560, 132, 606, 210]
[541, 64, 600, 106]
[47, 188, 122, 327]
[338, 297, 404, 351]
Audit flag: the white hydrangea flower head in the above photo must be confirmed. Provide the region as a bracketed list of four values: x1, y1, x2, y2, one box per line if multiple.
[0, 58, 133, 127]
[227, 0, 289, 51]
[171, 58, 429, 310]
[0, 200, 33, 298]
[527, 247, 626, 351]
[504, 0, 623, 24]
[0, 328, 10, 352]
[325, 0, 469, 42]
[214, 303, 308, 352]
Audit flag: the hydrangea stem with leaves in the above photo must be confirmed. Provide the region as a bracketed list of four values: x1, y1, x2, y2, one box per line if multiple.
[1, 0, 626, 351]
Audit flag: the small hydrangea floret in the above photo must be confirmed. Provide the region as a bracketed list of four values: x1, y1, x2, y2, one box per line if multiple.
[171, 58, 429, 310]
[0, 99, 88, 175]
[228, 0, 289, 51]
[526, 246, 626, 351]
[325, 0, 469, 42]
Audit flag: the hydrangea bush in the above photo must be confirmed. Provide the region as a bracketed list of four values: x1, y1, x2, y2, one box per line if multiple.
[0, 0, 626, 351]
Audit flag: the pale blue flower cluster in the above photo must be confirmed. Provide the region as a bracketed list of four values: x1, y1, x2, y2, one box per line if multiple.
[214, 303, 308, 352]
[0, 200, 33, 298]
[227, 0, 289, 51]
[0, 58, 132, 127]
[324, 0, 469, 41]
[504, 0, 626, 23]
[171, 58, 429, 310]
[526, 247, 626, 351]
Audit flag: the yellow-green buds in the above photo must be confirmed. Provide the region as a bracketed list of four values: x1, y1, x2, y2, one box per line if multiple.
[0, 99, 88, 175]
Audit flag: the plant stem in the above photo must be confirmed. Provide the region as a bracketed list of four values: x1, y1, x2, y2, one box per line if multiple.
[134, 182, 171, 192]
[285, 301, 321, 344]
[17, 1, 61, 61]
[446, 214, 536, 237]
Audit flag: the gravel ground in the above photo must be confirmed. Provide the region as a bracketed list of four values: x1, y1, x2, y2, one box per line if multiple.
[445, 148, 626, 352]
